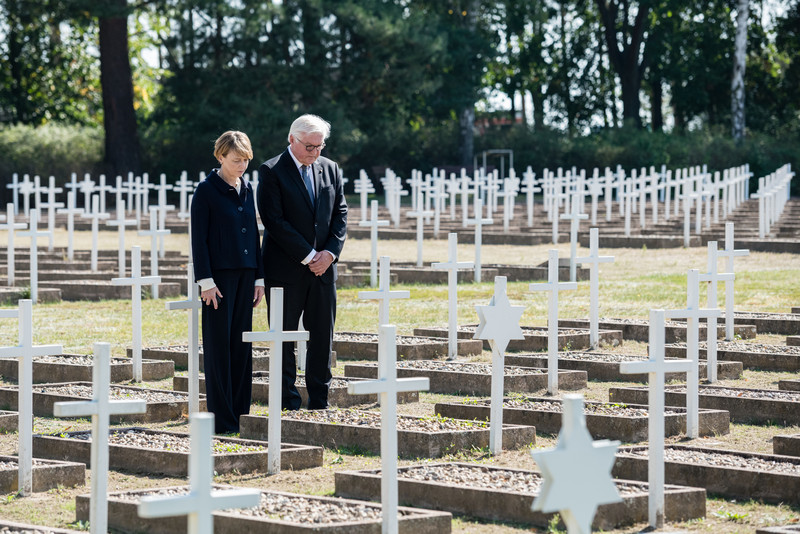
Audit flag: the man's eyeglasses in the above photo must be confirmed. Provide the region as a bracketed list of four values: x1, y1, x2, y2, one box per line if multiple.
[294, 136, 326, 152]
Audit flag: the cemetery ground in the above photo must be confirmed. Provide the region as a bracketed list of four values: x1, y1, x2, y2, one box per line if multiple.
[0, 230, 799, 533]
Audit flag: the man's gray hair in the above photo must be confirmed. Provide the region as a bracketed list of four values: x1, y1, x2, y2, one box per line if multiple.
[288, 114, 331, 143]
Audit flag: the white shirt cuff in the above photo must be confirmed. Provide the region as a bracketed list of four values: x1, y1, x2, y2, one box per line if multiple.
[301, 249, 316, 265]
[255, 278, 265, 287]
[198, 278, 216, 292]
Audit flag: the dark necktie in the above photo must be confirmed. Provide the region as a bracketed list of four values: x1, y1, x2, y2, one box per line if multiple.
[301, 165, 315, 206]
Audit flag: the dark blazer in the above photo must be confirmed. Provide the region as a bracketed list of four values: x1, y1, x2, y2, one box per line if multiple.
[191, 171, 265, 281]
[257, 150, 347, 284]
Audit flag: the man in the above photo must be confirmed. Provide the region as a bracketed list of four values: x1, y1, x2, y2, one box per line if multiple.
[257, 114, 348, 410]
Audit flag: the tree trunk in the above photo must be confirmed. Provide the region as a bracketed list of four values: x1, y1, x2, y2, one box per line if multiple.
[732, 0, 749, 142]
[459, 0, 480, 168]
[650, 78, 663, 132]
[99, 0, 141, 175]
[531, 87, 545, 131]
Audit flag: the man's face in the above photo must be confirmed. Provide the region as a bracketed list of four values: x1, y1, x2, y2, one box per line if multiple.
[289, 132, 325, 166]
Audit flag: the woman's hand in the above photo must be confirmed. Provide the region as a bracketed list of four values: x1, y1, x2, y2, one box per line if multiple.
[201, 286, 223, 309]
[253, 285, 265, 307]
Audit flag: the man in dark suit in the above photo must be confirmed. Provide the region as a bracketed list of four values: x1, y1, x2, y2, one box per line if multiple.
[257, 114, 348, 410]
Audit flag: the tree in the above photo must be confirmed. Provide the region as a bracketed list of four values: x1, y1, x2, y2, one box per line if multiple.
[731, 0, 749, 142]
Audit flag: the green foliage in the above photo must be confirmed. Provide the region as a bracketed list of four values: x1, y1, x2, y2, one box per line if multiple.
[0, 123, 103, 180]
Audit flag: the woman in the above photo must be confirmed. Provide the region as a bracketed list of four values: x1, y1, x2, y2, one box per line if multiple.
[191, 130, 265, 434]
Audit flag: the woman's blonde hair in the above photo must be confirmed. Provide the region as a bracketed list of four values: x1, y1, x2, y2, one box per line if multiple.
[214, 130, 254, 161]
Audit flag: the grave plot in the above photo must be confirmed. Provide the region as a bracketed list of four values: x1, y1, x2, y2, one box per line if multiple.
[0, 519, 82, 533]
[0, 382, 205, 423]
[559, 317, 756, 343]
[412, 325, 622, 351]
[779, 379, 800, 391]
[788, 335, 800, 346]
[133, 345, 269, 372]
[433, 397, 729, 442]
[0, 353, 174, 383]
[0, 286, 61, 304]
[665, 341, 800, 372]
[33, 427, 322, 476]
[716, 311, 800, 335]
[344, 360, 587, 395]
[0, 455, 84, 493]
[505, 352, 742, 381]
[172, 372, 418, 407]
[609, 385, 800, 426]
[773, 434, 800, 457]
[355, 266, 499, 285]
[239, 409, 536, 458]
[77, 486, 452, 534]
[37, 280, 181, 301]
[757, 526, 800, 533]
[334, 462, 705, 529]
[334, 332, 482, 360]
[0, 410, 17, 432]
[613, 444, 800, 505]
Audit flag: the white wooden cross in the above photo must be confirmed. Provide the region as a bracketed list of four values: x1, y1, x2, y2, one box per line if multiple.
[474, 276, 524, 455]
[348, 325, 429, 534]
[664, 269, 720, 438]
[432, 233, 474, 360]
[521, 169, 540, 227]
[0, 203, 27, 287]
[56, 192, 83, 263]
[80, 195, 110, 272]
[96, 174, 112, 215]
[406, 190, 433, 267]
[6, 173, 20, 215]
[106, 200, 137, 277]
[575, 228, 615, 349]
[619, 309, 693, 529]
[531, 394, 621, 534]
[243, 287, 308, 474]
[717, 222, 749, 341]
[358, 200, 389, 287]
[19, 209, 50, 304]
[460, 171, 473, 228]
[138, 412, 261, 534]
[0, 300, 62, 496]
[621, 182, 638, 238]
[358, 256, 410, 326]
[698, 241, 734, 383]
[560, 193, 588, 282]
[79, 173, 96, 212]
[174, 171, 195, 221]
[17, 175, 33, 217]
[529, 249, 577, 394]
[354, 170, 375, 222]
[465, 198, 493, 283]
[54, 342, 145, 534]
[39, 177, 63, 252]
[139, 210, 170, 298]
[153, 175, 176, 257]
[430, 179, 446, 238]
[112, 246, 161, 382]
[497, 178, 516, 233]
[166, 263, 202, 414]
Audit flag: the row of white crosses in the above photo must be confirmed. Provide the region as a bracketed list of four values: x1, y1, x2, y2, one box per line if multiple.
[752, 163, 794, 239]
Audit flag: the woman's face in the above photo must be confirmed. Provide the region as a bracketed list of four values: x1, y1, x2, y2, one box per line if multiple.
[219, 151, 250, 179]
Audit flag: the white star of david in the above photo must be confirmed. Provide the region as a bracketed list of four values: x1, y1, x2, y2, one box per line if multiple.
[474, 278, 525, 354]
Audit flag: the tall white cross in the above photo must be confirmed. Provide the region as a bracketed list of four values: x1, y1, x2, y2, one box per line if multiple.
[39, 177, 63, 252]
[112, 246, 161, 382]
[432, 233, 474, 360]
[664, 269, 720, 438]
[531, 394, 621, 534]
[575, 228, 615, 349]
[166, 263, 203, 414]
[139, 210, 170, 298]
[521, 170, 540, 227]
[18, 175, 33, 217]
[348, 325, 429, 534]
[358, 200, 389, 287]
[243, 287, 308, 474]
[619, 310, 693, 529]
[106, 200, 137, 277]
[138, 412, 261, 534]
[530, 249, 577, 394]
[0, 300, 62, 496]
[6, 174, 20, 215]
[406, 190, 433, 267]
[96, 174, 112, 215]
[0, 203, 27, 287]
[560, 194, 588, 282]
[474, 276, 524, 455]
[80, 195, 110, 272]
[54, 343, 145, 534]
[717, 222, 749, 341]
[698, 241, 734, 383]
[19, 209, 49, 304]
[56, 191, 83, 263]
[79, 173, 96, 212]
[174, 171, 195, 220]
[358, 256, 410, 326]
[354, 170, 375, 222]
[466, 198, 493, 283]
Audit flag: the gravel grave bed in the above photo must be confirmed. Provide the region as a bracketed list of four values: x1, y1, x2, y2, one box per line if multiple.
[118, 487, 405, 523]
[395, 360, 542, 376]
[334, 333, 441, 345]
[501, 399, 681, 417]
[0, 459, 47, 470]
[148, 345, 271, 356]
[65, 429, 266, 454]
[728, 312, 800, 319]
[32, 384, 186, 403]
[619, 448, 800, 475]
[28, 355, 130, 365]
[670, 341, 800, 355]
[252, 375, 353, 389]
[669, 386, 800, 401]
[256, 408, 487, 431]
[598, 317, 700, 327]
[0, 528, 64, 534]
[395, 464, 644, 496]
[558, 352, 649, 362]
[452, 326, 586, 335]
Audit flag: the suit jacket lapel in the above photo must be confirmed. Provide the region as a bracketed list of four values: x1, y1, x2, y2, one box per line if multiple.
[281, 151, 314, 213]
